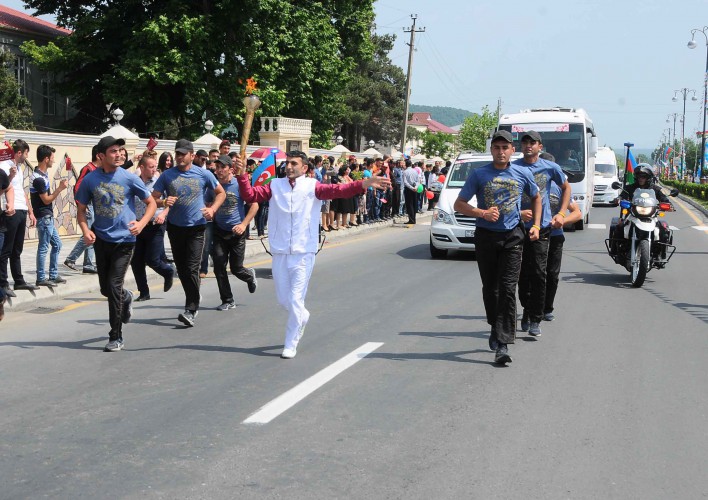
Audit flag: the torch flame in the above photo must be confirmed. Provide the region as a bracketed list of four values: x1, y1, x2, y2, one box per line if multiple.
[245, 77, 258, 95]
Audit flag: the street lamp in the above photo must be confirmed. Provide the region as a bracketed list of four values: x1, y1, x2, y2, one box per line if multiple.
[368, 140, 375, 148]
[336, 135, 344, 145]
[204, 119, 214, 132]
[689, 26, 708, 180]
[673, 88, 697, 179]
[112, 107, 124, 124]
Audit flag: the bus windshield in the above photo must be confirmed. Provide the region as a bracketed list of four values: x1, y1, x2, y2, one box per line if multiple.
[499, 123, 586, 182]
[448, 160, 490, 188]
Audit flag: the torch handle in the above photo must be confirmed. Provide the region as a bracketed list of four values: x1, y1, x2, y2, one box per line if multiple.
[240, 110, 256, 163]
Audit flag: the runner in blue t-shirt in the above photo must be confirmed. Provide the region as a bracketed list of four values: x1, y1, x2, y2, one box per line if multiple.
[76, 136, 156, 352]
[150, 138, 226, 327]
[207, 156, 258, 310]
[513, 131, 572, 338]
[453, 130, 541, 365]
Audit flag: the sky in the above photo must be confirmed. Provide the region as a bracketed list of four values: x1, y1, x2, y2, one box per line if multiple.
[5, 0, 708, 152]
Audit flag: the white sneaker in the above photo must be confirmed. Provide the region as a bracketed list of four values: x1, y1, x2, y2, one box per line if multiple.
[216, 301, 236, 311]
[281, 347, 297, 359]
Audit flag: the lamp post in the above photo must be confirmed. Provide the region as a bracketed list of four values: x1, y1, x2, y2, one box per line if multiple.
[666, 113, 679, 173]
[112, 107, 124, 125]
[336, 136, 344, 145]
[689, 26, 708, 180]
[368, 140, 375, 149]
[204, 119, 214, 133]
[672, 88, 697, 179]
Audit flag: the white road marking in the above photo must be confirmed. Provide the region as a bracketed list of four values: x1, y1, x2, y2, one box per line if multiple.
[669, 226, 680, 231]
[243, 342, 384, 425]
[587, 223, 607, 229]
[693, 226, 708, 231]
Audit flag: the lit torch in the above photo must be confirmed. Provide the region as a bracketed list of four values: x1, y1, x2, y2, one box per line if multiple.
[239, 77, 261, 165]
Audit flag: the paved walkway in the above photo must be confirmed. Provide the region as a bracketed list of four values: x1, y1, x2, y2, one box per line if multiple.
[3, 213, 431, 312]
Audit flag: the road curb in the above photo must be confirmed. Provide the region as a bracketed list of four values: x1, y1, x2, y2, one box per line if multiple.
[677, 193, 708, 218]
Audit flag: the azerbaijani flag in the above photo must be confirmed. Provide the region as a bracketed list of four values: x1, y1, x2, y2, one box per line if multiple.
[251, 149, 278, 187]
[664, 146, 672, 161]
[625, 149, 636, 185]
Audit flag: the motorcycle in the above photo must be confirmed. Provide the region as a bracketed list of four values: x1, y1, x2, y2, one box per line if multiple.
[604, 182, 679, 288]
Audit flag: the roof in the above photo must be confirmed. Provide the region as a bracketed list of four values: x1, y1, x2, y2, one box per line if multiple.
[0, 5, 71, 38]
[406, 112, 458, 135]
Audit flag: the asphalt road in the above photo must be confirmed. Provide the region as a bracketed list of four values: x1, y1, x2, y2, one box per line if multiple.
[1, 201, 707, 499]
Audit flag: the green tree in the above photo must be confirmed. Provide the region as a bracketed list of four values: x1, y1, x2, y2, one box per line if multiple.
[419, 130, 453, 158]
[337, 32, 406, 150]
[0, 49, 34, 129]
[21, 0, 374, 139]
[457, 105, 497, 152]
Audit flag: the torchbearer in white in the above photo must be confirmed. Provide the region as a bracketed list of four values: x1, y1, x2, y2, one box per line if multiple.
[233, 151, 391, 359]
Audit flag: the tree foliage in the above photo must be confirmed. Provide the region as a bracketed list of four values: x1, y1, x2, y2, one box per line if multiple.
[458, 105, 498, 152]
[419, 130, 453, 158]
[21, 0, 375, 140]
[0, 49, 34, 130]
[337, 32, 406, 150]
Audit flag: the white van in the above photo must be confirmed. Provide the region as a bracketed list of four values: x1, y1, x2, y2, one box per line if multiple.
[430, 151, 522, 258]
[593, 146, 620, 206]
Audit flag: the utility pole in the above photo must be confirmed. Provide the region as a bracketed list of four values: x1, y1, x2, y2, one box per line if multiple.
[496, 97, 502, 122]
[400, 14, 425, 157]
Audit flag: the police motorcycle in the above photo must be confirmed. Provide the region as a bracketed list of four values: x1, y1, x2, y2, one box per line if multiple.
[605, 168, 679, 288]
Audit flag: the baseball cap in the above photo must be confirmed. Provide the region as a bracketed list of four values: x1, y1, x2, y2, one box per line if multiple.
[214, 155, 232, 167]
[96, 136, 126, 154]
[520, 130, 542, 142]
[196, 149, 208, 157]
[491, 130, 513, 144]
[175, 138, 194, 154]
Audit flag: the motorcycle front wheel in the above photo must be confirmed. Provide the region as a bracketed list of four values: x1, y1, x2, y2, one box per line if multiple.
[631, 239, 650, 288]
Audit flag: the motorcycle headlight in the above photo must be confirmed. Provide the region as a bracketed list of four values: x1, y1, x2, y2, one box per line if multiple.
[635, 206, 654, 216]
[433, 208, 453, 224]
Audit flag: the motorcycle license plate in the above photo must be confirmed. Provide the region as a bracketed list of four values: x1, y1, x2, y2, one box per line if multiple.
[465, 230, 475, 237]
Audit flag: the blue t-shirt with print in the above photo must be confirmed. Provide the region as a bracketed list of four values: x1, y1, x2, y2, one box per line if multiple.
[76, 168, 151, 243]
[152, 166, 218, 227]
[513, 158, 566, 229]
[458, 163, 539, 232]
[207, 179, 245, 231]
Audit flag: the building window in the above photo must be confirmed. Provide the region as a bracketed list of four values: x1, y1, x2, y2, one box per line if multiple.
[42, 79, 55, 116]
[14, 56, 26, 97]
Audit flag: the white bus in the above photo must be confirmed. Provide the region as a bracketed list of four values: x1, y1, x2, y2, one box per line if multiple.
[497, 107, 598, 230]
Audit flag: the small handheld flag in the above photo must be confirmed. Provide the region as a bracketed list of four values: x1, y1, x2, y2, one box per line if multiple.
[0, 141, 14, 162]
[623, 142, 636, 187]
[251, 149, 278, 187]
[147, 137, 158, 151]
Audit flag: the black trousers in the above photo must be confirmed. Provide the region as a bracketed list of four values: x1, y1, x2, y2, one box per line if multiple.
[404, 188, 417, 223]
[131, 223, 174, 296]
[544, 234, 565, 314]
[0, 210, 27, 287]
[94, 237, 134, 340]
[518, 227, 551, 323]
[391, 184, 401, 217]
[474, 226, 524, 345]
[211, 227, 254, 303]
[167, 222, 205, 312]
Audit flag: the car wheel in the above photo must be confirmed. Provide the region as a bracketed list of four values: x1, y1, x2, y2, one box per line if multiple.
[429, 236, 448, 259]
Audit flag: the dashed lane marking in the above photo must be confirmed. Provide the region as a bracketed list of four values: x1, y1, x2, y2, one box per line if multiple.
[692, 226, 708, 231]
[587, 223, 607, 229]
[243, 342, 384, 425]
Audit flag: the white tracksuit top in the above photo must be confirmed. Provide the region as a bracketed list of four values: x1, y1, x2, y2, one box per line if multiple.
[268, 177, 321, 255]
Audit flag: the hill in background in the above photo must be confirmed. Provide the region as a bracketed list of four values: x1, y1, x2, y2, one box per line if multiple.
[409, 104, 476, 127]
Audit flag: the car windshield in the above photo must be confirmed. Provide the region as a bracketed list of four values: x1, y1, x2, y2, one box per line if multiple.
[594, 163, 616, 177]
[447, 160, 490, 188]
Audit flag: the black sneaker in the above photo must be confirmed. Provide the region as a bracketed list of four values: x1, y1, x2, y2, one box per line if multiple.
[247, 268, 257, 293]
[495, 344, 512, 364]
[14, 282, 39, 291]
[543, 312, 555, 321]
[528, 322, 542, 337]
[63, 259, 77, 271]
[135, 294, 151, 302]
[488, 326, 499, 352]
[520, 310, 529, 332]
[82, 267, 98, 274]
[36, 279, 55, 287]
[164, 269, 174, 292]
[122, 290, 133, 324]
[3, 286, 16, 297]
[178, 310, 197, 327]
[50, 276, 67, 284]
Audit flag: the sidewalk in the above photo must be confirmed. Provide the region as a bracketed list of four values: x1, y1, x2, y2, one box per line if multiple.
[3, 213, 431, 313]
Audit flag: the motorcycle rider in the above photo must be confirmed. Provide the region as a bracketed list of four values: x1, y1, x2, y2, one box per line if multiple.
[620, 164, 669, 203]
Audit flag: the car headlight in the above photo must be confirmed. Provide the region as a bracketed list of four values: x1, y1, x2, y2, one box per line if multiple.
[433, 208, 453, 224]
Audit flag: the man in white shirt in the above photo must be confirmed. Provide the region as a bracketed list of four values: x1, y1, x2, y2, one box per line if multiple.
[0, 139, 38, 297]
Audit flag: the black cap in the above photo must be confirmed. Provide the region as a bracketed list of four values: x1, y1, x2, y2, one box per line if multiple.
[491, 130, 513, 144]
[196, 149, 208, 157]
[214, 155, 232, 167]
[175, 138, 194, 154]
[520, 130, 542, 142]
[96, 136, 126, 154]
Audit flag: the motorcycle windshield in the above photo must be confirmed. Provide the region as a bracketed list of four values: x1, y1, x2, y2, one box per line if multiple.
[632, 189, 658, 207]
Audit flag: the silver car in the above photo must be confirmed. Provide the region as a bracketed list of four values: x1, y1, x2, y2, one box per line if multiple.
[429, 151, 522, 259]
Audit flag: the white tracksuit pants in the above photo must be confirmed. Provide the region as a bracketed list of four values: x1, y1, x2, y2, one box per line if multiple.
[272, 253, 315, 350]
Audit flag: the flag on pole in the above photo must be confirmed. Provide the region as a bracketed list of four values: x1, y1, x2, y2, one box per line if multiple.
[251, 150, 278, 187]
[0, 141, 14, 162]
[625, 148, 636, 185]
[64, 153, 73, 171]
